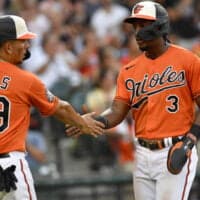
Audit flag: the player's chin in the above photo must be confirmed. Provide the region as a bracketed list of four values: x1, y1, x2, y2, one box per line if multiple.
[136, 42, 148, 52]
[16, 60, 23, 65]
[15, 57, 24, 65]
[138, 46, 148, 52]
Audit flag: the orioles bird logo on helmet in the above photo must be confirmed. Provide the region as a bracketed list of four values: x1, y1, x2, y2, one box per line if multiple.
[134, 5, 144, 14]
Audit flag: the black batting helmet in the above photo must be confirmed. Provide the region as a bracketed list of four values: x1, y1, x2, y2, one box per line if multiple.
[124, 1, 169, 41]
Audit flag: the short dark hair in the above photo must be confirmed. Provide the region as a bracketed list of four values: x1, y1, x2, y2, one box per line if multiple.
[0, 39, 8, 47]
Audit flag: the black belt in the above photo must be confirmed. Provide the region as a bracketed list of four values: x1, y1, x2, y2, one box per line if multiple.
[138, 136, 184, 150]
[0, 153, 10, 158]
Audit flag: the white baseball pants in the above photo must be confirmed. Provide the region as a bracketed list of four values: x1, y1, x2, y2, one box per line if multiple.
[133, 143, 198, 200]
[0, 151, 37, 200]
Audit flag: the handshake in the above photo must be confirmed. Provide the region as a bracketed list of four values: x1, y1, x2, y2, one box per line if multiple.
[65, 114, 109, 137]
[0, 165, 18, 193]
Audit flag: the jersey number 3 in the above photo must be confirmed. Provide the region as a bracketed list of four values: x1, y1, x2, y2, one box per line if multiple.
[0, 96, 10, 133]
[166, 95, 179, 113]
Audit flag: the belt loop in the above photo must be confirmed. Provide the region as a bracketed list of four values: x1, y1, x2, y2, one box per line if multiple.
[168, 137, 173, 146]
[164, 137, 172, 147]
[163, 138, 168, 147]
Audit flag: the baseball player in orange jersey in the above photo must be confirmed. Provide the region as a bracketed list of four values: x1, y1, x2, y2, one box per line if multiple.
[0, 15, 104, 200]
[66, 1, 200, 200]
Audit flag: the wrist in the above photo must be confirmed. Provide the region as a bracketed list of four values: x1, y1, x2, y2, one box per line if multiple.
[189, 123, 200, 140]
[186, 132, 197, 144]
[94, 116, 109, 129]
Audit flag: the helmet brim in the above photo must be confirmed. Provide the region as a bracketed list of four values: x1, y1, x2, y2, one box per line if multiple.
[124, 15, 156, 24]
[17, 32, 37, 39]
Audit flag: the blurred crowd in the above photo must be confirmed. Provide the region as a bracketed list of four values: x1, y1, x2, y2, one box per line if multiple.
[0, 0, 200, 179]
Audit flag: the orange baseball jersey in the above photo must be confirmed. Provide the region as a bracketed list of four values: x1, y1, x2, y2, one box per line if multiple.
[115, 44, 200, 139]
[0, 61, 58, 153]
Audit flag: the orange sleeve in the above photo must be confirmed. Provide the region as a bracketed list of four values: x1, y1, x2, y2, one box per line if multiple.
[114, 69, 131, 106]
[186, 54, 200, 99]
[28, 75, 58, 116]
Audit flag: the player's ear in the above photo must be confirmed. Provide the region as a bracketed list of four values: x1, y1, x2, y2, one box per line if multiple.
[4, 41, 14, 55]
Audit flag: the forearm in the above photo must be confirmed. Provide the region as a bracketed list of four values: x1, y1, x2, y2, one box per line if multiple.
[193, 103, 200, 125]
[98, 100, 130, 129]
[191, 97, 200, 140]
[53, 100, 87, 129]
[54, 100, 105, 137]
[99, 109, 124, 129]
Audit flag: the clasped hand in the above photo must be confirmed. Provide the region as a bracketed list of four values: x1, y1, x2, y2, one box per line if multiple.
[65, 112, 105, 137]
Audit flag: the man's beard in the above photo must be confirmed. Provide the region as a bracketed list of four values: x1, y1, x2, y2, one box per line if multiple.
[16, 50, 31, 66]
[23, 49, 31, 60]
